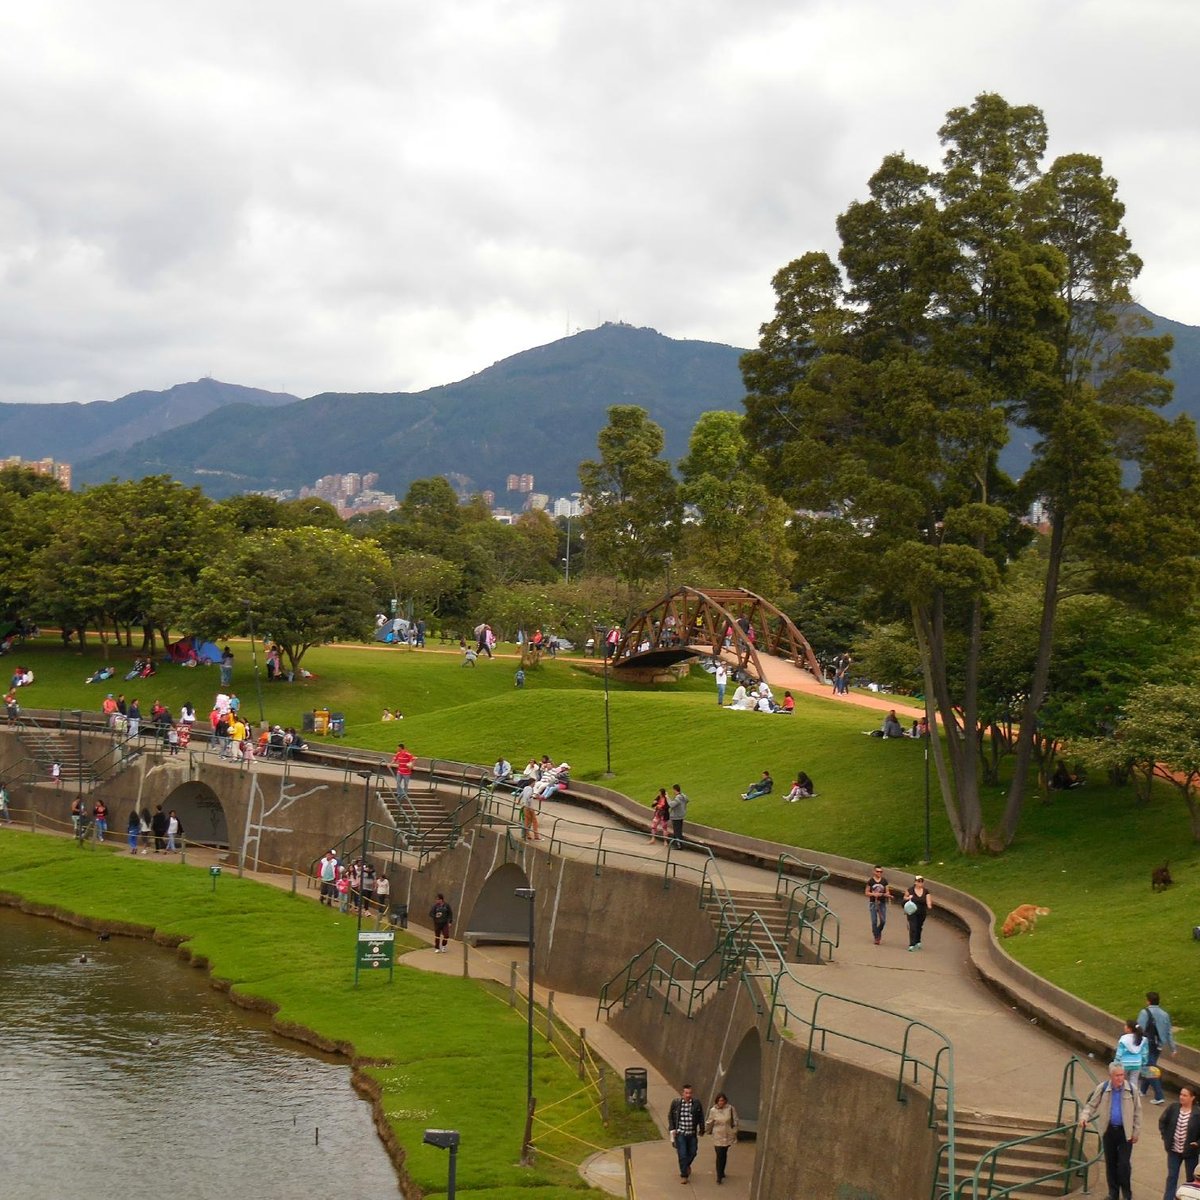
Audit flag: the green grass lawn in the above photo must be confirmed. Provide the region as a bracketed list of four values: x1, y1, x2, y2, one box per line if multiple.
[0, 833, 654, 1197]
[9, 635, 1200, 1036]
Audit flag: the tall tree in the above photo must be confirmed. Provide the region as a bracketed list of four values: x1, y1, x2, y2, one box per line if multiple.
[190, 527, 389, 674]
[742, 93, 1200, 852]
[677, 410, 795, 597]
[579, 406, 680, 586]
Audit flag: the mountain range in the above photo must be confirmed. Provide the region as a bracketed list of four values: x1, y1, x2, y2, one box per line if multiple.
[1, 310, 1198, 501]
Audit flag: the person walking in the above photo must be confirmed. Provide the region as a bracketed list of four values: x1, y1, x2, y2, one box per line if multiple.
[1115, 1019, 1149, 1095]
[865, 865, 892, 945]
[1159, 1084, 1200, 1200]
[0, 780, 10, 824]
[1138, 990, 1177, 1105]
[648, 787, 671, 844]
[668, 1084, 705, 1184]
[714, 663, 728, 706]
[165, 809, 182, 852]
[1080, 1062, 1141, 1200]
[392, 742, 415, 800]
[126, 809, 140, 854]
[902, 875, 932, 951]
[520, 785, 540, 841]
[151, 805, 168, 853]
[668, 784, 688, 849]
[429, 893, 453, 953]
[51, 760, 62, 789]
[705, 1091, 738, 1185]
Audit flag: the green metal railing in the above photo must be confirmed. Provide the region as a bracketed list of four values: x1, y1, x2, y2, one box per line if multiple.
[932, 1055, 1103, 1200]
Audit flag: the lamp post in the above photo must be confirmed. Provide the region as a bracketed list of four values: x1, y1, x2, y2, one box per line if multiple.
[71, 709, 83, 803]
[242, 600, 266, 726]
[423, 1129, 459, 1197]
[356, 770, 372, 935]
[602, 652, 613, 778]
[563, 509, 571, 583]
[514, 885, 536, 1162]
[923, 719, 932, 865]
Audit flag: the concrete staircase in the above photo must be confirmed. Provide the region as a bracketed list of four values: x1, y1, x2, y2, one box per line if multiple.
[704, 887, 796, 963]
[17, 728, 92, 790]
[376, 782, 457, 854]
[937, 1111, 1078, 1199]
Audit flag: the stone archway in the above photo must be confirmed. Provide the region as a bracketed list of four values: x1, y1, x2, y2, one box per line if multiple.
[725, 1027, 763, 1134]
[463, 862, 532, 944]
[159, 780, 229, 847]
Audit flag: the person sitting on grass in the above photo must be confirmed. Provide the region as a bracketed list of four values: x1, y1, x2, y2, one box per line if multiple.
[730, 683, 757, 710]
[781, 690, 795, 714]
[85, 666, 114, 684]
[867, 710, 906, 738]
[1049, 761, 1084, 790]
[741, 770, 773, 801]
[784, 772, 815, 801]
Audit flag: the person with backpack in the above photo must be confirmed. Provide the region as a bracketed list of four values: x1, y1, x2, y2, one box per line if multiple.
[1114, 1019, 1149, 1094]
[1138, 990, 1177, 1105]
[1079, 1062, 1142, 1200]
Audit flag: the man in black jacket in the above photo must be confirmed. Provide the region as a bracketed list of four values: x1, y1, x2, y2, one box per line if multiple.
[668, 1084, 705, 1183]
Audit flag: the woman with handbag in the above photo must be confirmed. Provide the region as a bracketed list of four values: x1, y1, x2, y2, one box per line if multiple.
[705, 1092, 738, 1185]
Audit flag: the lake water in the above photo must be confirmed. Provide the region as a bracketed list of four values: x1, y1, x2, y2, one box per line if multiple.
[0, 906, 402, 1197]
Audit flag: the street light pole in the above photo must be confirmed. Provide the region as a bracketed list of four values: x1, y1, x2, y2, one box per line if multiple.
[242, 600, 266, 726]
[515, 885, 536, 1163]
[563, 510, 571, 583]
[923, 732, 932, 865]
[602, 654, 613, 778]
[72, 709, 83, 803]
[356, 770, 372, 935]
[422, 1130, 459, 1199]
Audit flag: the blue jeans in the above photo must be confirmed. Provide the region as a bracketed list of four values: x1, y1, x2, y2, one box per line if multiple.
[717, 683, 726, 705]
[869, 901, 887, 940]
[674, 1132, 698, 1179]
[1142, 1044, 1165, 1102]
[1164, 1148, 1199, 1200]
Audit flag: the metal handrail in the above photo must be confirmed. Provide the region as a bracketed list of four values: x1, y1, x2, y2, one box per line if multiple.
[774, 851, 830, 894]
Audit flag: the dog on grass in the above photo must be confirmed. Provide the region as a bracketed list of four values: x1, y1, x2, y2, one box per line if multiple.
[1001, 904, 1050, 938]
[1152, 862, 1173, 892]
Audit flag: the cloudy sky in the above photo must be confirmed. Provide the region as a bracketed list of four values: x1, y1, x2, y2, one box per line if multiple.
[2, 0, 1197, 405]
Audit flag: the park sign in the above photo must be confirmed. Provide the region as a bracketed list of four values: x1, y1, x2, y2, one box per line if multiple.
[355, 930, 395, 985]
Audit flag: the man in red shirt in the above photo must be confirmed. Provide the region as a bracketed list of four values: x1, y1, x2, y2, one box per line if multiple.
[392, 743, 415, 799]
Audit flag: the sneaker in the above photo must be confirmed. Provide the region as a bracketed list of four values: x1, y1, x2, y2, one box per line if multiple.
[916, 942, 922, 950]
[1151, 1097, 1165, 1104]
[873, 936, 880, 945]
[908, 946, 916, 952]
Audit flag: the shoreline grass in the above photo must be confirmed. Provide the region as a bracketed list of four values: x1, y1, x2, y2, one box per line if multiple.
[0, 832, 654, 1197]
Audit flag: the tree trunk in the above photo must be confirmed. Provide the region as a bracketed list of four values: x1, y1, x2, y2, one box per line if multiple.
[1000, 511, 1066, 844]
[913, 597, 985, 853]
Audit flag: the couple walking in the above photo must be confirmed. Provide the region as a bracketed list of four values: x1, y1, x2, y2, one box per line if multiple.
[668, 1084, 738, 1185]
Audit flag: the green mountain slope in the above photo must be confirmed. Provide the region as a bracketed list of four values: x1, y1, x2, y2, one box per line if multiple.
[74, 323, 745, 497]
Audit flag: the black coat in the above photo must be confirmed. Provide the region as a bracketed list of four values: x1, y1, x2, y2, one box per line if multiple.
[1159, 1102, 1200, 1154]
[669, 1096, 705, 1135]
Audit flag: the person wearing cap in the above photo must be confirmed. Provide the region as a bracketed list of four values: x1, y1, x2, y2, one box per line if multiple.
[538, 762, 571, 803]
[902, 875, 933, 950]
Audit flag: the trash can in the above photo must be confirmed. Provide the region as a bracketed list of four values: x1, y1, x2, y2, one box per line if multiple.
[329, 712, 345, 737]
[389, 904, 409, 929]
[301, 711, 315, 733]
[624, 1067, 648, 1109]
[313, 708, 330, 735]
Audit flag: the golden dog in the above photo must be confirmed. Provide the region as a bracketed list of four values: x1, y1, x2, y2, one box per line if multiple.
[1001, 904, 1050, 938]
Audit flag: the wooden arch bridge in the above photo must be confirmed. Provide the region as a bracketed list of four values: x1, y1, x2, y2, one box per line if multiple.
[610, 586, 824, 683]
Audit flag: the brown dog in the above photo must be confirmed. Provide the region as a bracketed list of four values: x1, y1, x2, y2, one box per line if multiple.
[1001, 905, 1050, 937]
[1152, 862, 1173, 891]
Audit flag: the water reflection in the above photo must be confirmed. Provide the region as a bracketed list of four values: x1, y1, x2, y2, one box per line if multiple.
[0, 907, 401, 1197]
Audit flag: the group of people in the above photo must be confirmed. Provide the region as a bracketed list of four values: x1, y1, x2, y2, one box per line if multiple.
[70, 798, 181, 851]
[493, 755, 573, 840]
[8, 665, 33, 688]
[863, 865, 933, 949]
[723, 676, 795, 714]
[1079, 990, 1192, 1200]
[737, 769, 815, 802]
[867, 709, 928, 739]
[316, 849, 393, 917]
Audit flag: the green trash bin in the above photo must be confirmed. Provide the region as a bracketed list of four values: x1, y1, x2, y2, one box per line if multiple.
[624, 1067, 647, 1108]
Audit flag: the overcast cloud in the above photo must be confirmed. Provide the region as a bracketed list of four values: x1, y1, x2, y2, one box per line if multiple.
[1, 0, 1197, 404]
